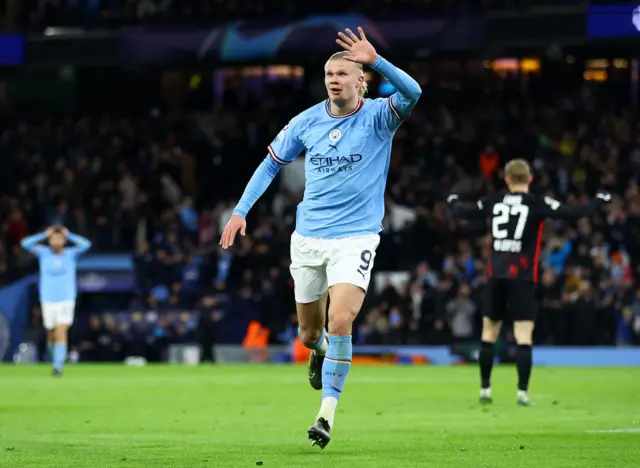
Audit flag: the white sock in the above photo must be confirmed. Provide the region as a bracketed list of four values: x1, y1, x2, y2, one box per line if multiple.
[480, 387, 492, 398]
[517, 390, 528, 399]
[316, 396, 338, 428]
[313, 335, 328, 356]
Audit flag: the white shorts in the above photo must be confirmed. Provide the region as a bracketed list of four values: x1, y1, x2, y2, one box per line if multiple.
[289, 231, 380, 303]
[41, 301, 76, 330]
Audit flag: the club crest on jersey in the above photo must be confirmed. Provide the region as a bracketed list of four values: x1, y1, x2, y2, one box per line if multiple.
[329, 128, 342, 143]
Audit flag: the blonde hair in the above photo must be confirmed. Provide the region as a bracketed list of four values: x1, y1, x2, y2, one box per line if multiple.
[504, 159, 531, 185]
[326, 51, 368, 97]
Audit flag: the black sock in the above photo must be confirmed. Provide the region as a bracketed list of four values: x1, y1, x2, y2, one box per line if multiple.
[516, 344, 532, 391]
[479, 341, 494, 389]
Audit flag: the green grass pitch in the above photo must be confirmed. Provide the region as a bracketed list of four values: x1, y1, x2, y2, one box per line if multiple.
[1, 364, 639, 467]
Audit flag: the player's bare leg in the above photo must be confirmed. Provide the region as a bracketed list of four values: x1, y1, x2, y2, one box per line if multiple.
[52, 324, 69, 377]
[513, 320, 534, 406]
[308, 283, 364, 449]
[479, 318, 502, 404]
[296, 294, 328, 390]
[46, 330, 54, 362]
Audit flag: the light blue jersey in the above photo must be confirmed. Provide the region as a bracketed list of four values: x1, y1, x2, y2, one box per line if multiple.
[21, 232, 92, 303]
[233, 55, 421, 239]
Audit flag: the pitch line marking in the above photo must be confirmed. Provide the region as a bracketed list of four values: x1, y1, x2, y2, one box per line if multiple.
[586, 428, 640, 434]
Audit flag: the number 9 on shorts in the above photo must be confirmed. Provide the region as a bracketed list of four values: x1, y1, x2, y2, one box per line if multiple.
[290, 232, 380, 303]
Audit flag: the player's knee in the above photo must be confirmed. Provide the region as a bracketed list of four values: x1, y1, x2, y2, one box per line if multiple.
[513, 321, 533, 345]
[327, 308, 358, 336]
[54, 325, 68, 341]
[328, 314, 351, 336]
[298, 325, 323, 346]
[327, 284, 365, 336]
[481, 329, 498, 343]
[482, 318, 501, 342]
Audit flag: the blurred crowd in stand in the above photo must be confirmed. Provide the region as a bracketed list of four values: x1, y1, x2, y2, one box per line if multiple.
[2, 2, 639, 359]
[1, 0, 584, 30]
[11, 64, 640, 362]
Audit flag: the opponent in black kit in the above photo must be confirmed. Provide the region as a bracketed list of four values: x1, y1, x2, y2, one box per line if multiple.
[447, 159, 611, 405]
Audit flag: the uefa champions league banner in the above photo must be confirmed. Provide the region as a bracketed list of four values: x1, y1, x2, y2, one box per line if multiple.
[588, 4, 640, 38]
[76, 271, 136, 293]
[119, 14, 482, 63]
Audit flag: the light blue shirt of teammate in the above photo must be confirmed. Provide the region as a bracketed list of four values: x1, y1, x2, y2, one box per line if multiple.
[233, 55, 422, 239]
[21, 231, 92, 303]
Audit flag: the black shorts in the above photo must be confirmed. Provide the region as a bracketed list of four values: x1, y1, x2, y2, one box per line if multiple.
[483, 278, 538, 322]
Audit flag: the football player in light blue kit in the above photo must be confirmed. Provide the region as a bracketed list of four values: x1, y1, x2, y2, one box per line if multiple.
[220, 27, 421, 448]
[21, 226, 91, 376]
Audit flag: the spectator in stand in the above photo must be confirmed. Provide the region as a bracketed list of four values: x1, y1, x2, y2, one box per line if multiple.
[8, 1, 573, 31]
[479, 145, 500, 182]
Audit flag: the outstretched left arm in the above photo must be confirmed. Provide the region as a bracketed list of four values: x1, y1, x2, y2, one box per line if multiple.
[336, 27, 422, 122]
[370, 56, 422, 119]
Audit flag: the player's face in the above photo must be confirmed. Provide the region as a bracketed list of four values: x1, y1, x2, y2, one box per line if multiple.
[49, 232, 65, 249]
[325, 59, 363, 105]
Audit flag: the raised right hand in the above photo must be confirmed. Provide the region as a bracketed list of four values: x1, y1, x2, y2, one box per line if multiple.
[219, 215, 247, 250]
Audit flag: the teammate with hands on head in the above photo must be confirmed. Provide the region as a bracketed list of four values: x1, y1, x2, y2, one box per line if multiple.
[447, 159, 611, 406]
[21, 225, 91, 377]
[220, 26, 421, 448]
